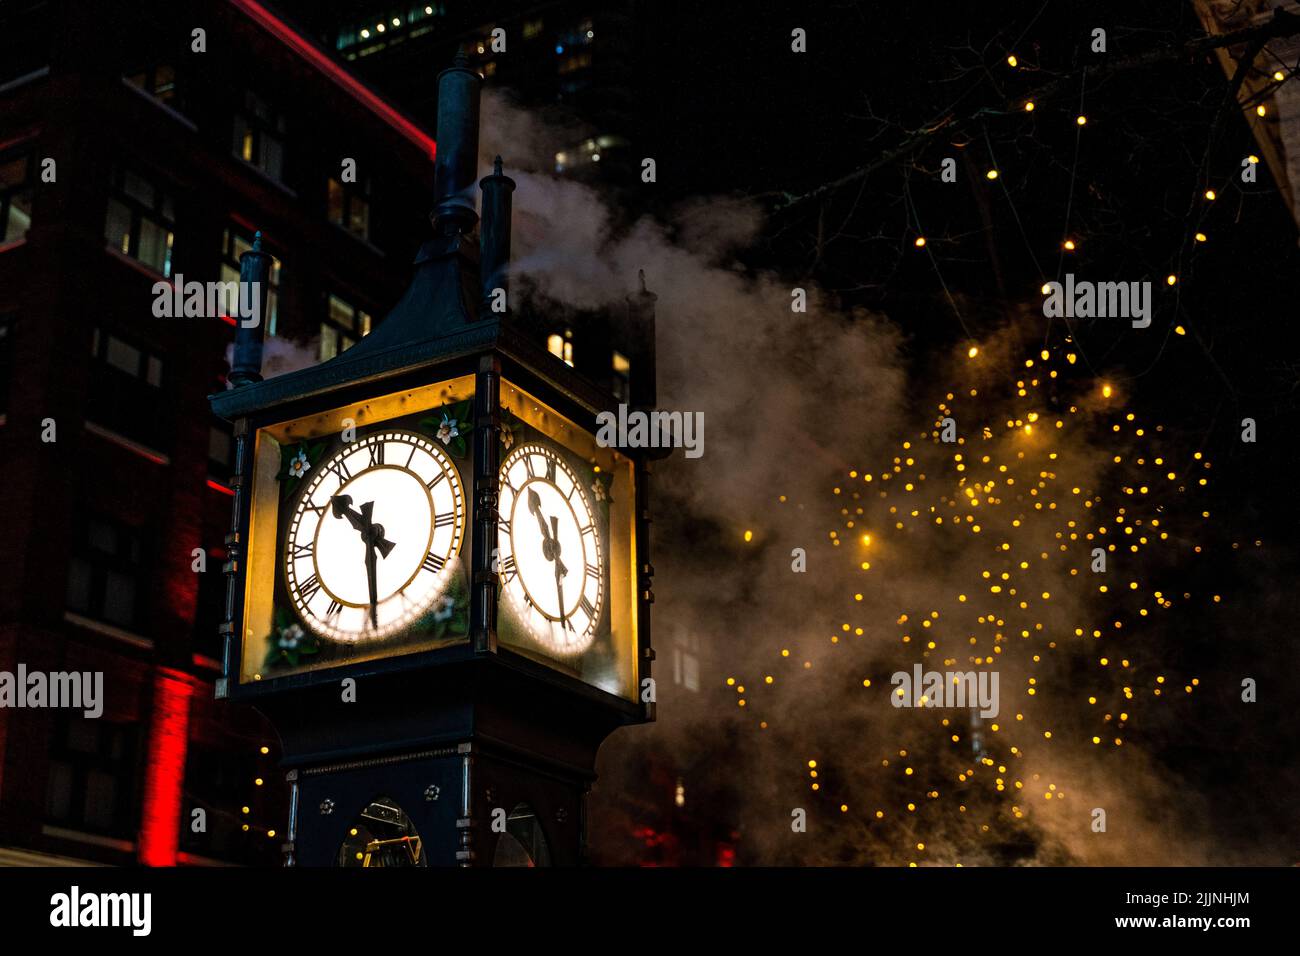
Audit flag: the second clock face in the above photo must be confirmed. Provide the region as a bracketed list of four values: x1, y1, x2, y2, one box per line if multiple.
[284, 429, 465, 642]
[498, 442, 604, 655]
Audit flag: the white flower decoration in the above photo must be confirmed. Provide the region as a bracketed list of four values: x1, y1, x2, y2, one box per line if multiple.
[279, 623, 305, 649]
[432, 595, 457, 623]
[288, 449, 310, 478]
[436, 413, 459, 446]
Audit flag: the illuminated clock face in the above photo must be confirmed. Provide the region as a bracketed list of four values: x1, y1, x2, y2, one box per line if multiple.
[497, 442, 604, 655]
[284, 429, 465, 642]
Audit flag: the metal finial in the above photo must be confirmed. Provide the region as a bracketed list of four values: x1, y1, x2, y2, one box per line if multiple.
[638, 268, 647, 293]
[452, 47, 469, 68]
[253, 231, 263, 251]
[493, 155, 503, 176]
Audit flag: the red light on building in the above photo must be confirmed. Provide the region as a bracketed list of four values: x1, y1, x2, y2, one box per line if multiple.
[138, 668, 197, 866]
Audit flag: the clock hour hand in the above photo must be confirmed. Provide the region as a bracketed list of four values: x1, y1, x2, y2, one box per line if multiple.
[527, 489, 552, 543]
[528, 490, 568, 575]
[331, 495, 396, 558]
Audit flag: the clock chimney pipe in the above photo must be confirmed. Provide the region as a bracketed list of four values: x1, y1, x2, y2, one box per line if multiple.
[228, 232, 272, 387]
[431, 51, 482, 236]
[479, 155, 515, 314]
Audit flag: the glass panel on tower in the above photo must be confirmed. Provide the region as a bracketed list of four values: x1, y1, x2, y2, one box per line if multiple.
[497, 380, 637, 701]
[240, 375, 476, 683]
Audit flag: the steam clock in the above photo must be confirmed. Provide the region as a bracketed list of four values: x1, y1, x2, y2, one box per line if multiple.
[210, 55, 657, 867]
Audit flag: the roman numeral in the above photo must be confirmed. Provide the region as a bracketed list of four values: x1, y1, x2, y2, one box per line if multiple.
[499, 555, 516, 579]
[330, 458, 351, 483]
[498, 518, 511, 537]
[426, 471, 445, 490]
[585, 562, 600, 579]
[579, 524, 595, 538]
[299, 574, 321, 603]
[325, 598, 342, 619]
[578, 595, 596, 619]
[305, 500, 328, 516]
[525, 455, 537, 478]
[291, 541, 313, 559]
[421, 551, 445, 574]
[434, 512, 455, 529]
[369, 442, 385, 466]
[545, 456, 557, 482]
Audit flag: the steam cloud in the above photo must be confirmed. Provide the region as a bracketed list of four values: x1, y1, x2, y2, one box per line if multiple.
[471, 87, 1295, 867]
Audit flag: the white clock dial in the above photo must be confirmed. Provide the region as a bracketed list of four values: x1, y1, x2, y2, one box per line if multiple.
[497, 443, 604, 655]
[284, 429, 465, 642]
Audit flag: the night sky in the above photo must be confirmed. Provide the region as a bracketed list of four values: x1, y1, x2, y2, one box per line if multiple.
[535, 0, 1300, 865]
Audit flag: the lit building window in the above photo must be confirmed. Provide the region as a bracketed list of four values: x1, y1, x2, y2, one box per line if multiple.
[547, 329, 574, 366]
[558, 52, 592, 75]
[327, 174, 371, 241]
[612, 350, 630, 402]
[233, 90, 285, 181]
[321, 293, 371, 361]
[0, 150, 34, 244]
[124, 64, 179, 108]
[220, 226, 281, 334]
[103, 167, 175, 277]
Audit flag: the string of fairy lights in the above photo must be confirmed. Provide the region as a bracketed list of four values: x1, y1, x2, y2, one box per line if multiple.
[727, 38, 1279, 864]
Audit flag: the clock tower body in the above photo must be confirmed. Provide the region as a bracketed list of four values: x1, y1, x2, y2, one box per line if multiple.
[210, 56, 657, 867]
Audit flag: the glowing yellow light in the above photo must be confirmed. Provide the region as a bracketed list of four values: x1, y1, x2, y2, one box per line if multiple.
[1076, 115, 1087, 125]
[1040, 282, 1051, 295]
[1194, 232, 1206, 242]
[915, 236, 926, 248]
[1007, 54, 1018, 67]
[1025, 100, 1035, 111]
[1102, 384, 1113, 398]
[1275, 71, 1286, 81]
[986, 169, 999, 180]
[254, 778, 264, 786]
[1204, 189, 1216, 200]
[1257, 104, 1267, 116]
[1175, 325, 1186, 335]
[267, 829, 277, 838]
[1248, 155, 1259, 164]
[260, 746, 270, 755]
[968, 346, 979, 358]
[1063, 239, 1075, 250]
[743, 530, 753, 542]
[1166, 274, 1177, 285]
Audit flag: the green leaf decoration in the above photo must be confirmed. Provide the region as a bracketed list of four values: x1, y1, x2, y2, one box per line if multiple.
[262, 606, 320, 669]
[410, 571, 471, 639]
[418, 399, 473, 459]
